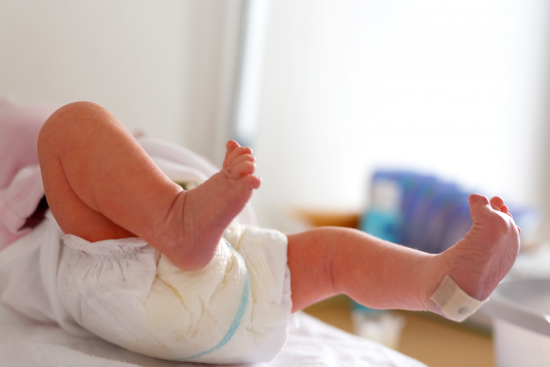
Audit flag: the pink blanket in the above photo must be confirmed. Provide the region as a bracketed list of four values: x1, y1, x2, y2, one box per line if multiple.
[0, 96, 58, 251]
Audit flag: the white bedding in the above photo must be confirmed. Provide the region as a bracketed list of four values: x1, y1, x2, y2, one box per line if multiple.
[0, 303, 426, 367]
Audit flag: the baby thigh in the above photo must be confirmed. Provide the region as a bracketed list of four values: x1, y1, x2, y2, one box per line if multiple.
[38, 102, 137, 241]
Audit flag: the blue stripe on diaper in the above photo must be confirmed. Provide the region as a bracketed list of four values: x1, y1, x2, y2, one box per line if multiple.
[176, 239, 249, 361]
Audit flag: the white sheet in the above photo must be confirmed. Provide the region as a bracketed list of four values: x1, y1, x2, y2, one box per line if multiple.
[0, 303, 426, 367]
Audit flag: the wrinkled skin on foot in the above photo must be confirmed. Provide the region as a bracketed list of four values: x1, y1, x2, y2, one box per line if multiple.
[162, 140, 261, 271]
[425, 194, 521, 314]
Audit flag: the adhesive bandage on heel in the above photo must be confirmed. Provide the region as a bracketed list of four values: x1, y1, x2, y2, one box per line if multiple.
[430, 276, 487, 322]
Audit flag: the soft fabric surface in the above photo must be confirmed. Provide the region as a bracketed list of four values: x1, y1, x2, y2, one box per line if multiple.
[0, 96, 58, 190]
[0, 95, 58, 251]
[0, 303, 426, 367]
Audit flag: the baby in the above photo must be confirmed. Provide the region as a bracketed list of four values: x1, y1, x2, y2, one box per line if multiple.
[33, 101, 519, 362]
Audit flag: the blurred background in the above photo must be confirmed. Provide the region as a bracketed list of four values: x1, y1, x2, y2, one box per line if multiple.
[1, 1, 550, 366]
[2, 0, 549, 235]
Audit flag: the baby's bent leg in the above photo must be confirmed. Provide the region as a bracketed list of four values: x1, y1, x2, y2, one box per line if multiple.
[39, 102, 261, 271]
[38, 102, 183, 249]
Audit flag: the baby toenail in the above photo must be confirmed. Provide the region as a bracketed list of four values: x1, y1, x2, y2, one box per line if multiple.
[458, 307, 469, 315]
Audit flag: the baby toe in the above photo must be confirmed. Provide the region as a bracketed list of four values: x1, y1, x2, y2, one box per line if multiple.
[489, 196, 505, 211]
[223, 141, 241, 167]
[232, 160, 256, 179]
[469, 194, 514, 225]
[468, 194, 490, 217]
[226, 140, 240, 150]
[227, 146, 253, 165]
[469, 193, 490, 206]
[242, 174, 262, 189]
[231, 153, 256, 168]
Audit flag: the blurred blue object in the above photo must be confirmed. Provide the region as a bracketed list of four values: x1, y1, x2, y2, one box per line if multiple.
[360, 176, 402, 244]
[361, 170, 539, 254]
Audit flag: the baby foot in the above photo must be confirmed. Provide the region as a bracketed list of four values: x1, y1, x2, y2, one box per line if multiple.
[163, 141, 261, 270]
[430, 194, 521, 307]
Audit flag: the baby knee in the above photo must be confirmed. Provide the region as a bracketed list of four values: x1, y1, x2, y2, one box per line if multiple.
[38, 101, 111, 156]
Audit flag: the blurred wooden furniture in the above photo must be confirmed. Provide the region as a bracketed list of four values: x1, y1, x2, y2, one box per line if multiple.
[293, 208, 361, 228]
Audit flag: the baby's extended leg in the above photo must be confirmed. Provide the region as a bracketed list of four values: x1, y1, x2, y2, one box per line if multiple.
[287, 228, 437, 312]
[287, 194, 521, 317]
[38, 102, 260, 270]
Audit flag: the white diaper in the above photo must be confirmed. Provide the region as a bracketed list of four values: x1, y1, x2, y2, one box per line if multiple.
[56, 222, 292, 364]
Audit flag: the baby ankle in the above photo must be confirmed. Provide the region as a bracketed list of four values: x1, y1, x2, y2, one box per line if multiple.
[430, 276, 488, 322]
[419, 253, 452, 312]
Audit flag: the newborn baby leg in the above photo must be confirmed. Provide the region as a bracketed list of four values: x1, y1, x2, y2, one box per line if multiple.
[287, 227, 436, 312]
[38, 102, 260, 271]
[287, 194, 520, 318]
